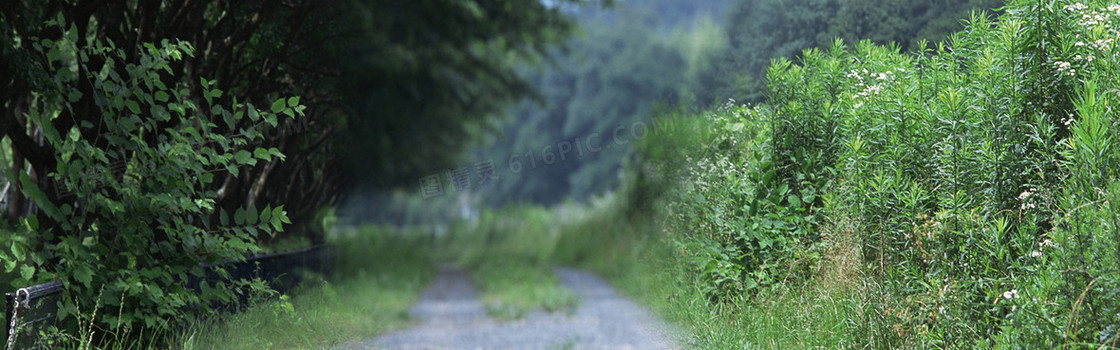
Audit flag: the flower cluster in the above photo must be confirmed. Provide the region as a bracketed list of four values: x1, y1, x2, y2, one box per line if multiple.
[847, 68, 898, 107]
[1060, 2, 1120, 78]
[1053, 60, 1076, 76]
[1064, 2, 1120, 25]
[1073, 38, 1115, 52]
[1018, 188, 1038, 210]
[1064, 2, 1120, 49]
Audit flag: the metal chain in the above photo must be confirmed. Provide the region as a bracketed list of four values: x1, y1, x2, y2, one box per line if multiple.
[6, 288, 30, 350]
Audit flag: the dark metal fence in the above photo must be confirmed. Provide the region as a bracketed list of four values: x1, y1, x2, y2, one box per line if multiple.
[3, 245, 334, 350]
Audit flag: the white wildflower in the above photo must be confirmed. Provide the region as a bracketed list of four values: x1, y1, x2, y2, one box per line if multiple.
[1040, 239, 1056, 248]
[1003, 289, 1019, 300]
[1030, 250, 1042, 258]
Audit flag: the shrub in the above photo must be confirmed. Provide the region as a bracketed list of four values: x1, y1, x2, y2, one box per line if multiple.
[0, 18, 300, 340]
[653, 0, 1120, 346]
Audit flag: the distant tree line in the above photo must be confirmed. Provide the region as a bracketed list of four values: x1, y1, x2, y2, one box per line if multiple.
[695, 0, 1005, 103]
[468, 0, 1002, 207]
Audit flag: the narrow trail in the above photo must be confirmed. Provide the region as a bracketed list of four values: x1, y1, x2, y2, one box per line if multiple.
[347, 266, 678, 350]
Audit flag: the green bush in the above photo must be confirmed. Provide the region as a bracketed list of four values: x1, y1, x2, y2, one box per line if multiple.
[0, 18, 300, 340]
[651, 0, 1120, 346]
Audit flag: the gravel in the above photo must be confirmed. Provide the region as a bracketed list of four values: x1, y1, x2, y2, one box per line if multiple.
[345, 265, 679, 350]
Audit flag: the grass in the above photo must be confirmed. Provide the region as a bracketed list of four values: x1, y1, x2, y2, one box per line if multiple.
[541, 192, 872, 349]
[174, 225, 434, 350]
[431, 206, 582, 321]
[470, 257, 578, 320]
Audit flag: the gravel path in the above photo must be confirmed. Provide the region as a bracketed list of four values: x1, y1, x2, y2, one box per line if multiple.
[346, 265, 678, 350]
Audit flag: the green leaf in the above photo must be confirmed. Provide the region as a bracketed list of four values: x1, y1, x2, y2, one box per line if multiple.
[234, 150, 254, 165]
[126, 100, 142, 114]
[234, 207, 246, 226]
[287, 96, 300, 107]
[220, 210, 230, 226]
[11, 243, 25, 261]
[68, 127, 81, 142]
[246, 206, 258, 225]
[260, 204, 272, 224]
[20, 265, 35, 281]
[24, 215, 38, 231]
[270, 98, 286, 113]
[74, 266, 93, 287]
[272, 206, 286, 231]
[254, 148, 270, 160]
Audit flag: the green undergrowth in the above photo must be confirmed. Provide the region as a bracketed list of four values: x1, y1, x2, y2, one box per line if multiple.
[544, 186, 867, 348]
[577, 0, 1120, 347]
[174, 225, 434, 350]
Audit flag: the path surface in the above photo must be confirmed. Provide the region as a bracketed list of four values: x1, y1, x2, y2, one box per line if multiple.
[346, 266, 678, 350]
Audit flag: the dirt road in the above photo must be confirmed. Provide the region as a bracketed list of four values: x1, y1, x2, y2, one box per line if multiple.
[347, 266, 677, 350]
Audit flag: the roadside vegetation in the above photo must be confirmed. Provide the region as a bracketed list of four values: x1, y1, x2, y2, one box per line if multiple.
[175, 226, 434, 350]
[590, 0, 1120, 347]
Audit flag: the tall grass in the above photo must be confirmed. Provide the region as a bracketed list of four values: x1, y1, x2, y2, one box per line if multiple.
[173, 225, 434, 350]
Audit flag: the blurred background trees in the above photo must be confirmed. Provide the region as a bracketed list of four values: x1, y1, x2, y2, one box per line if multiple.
[695, 0, 1004, 103]
[338, 0, 1001, 220]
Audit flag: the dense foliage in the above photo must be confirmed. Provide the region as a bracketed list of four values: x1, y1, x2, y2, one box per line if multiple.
[647, 0, 1120, 346]
[0, 0, 596, 343]
[0, 18, 297, 342]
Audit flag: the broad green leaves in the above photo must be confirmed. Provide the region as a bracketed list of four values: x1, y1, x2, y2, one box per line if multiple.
[4, 30, 301, 334]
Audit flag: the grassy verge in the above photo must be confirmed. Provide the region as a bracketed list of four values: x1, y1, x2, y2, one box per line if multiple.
[544, 192, 870, 348]
[175, 225, 434, 350]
